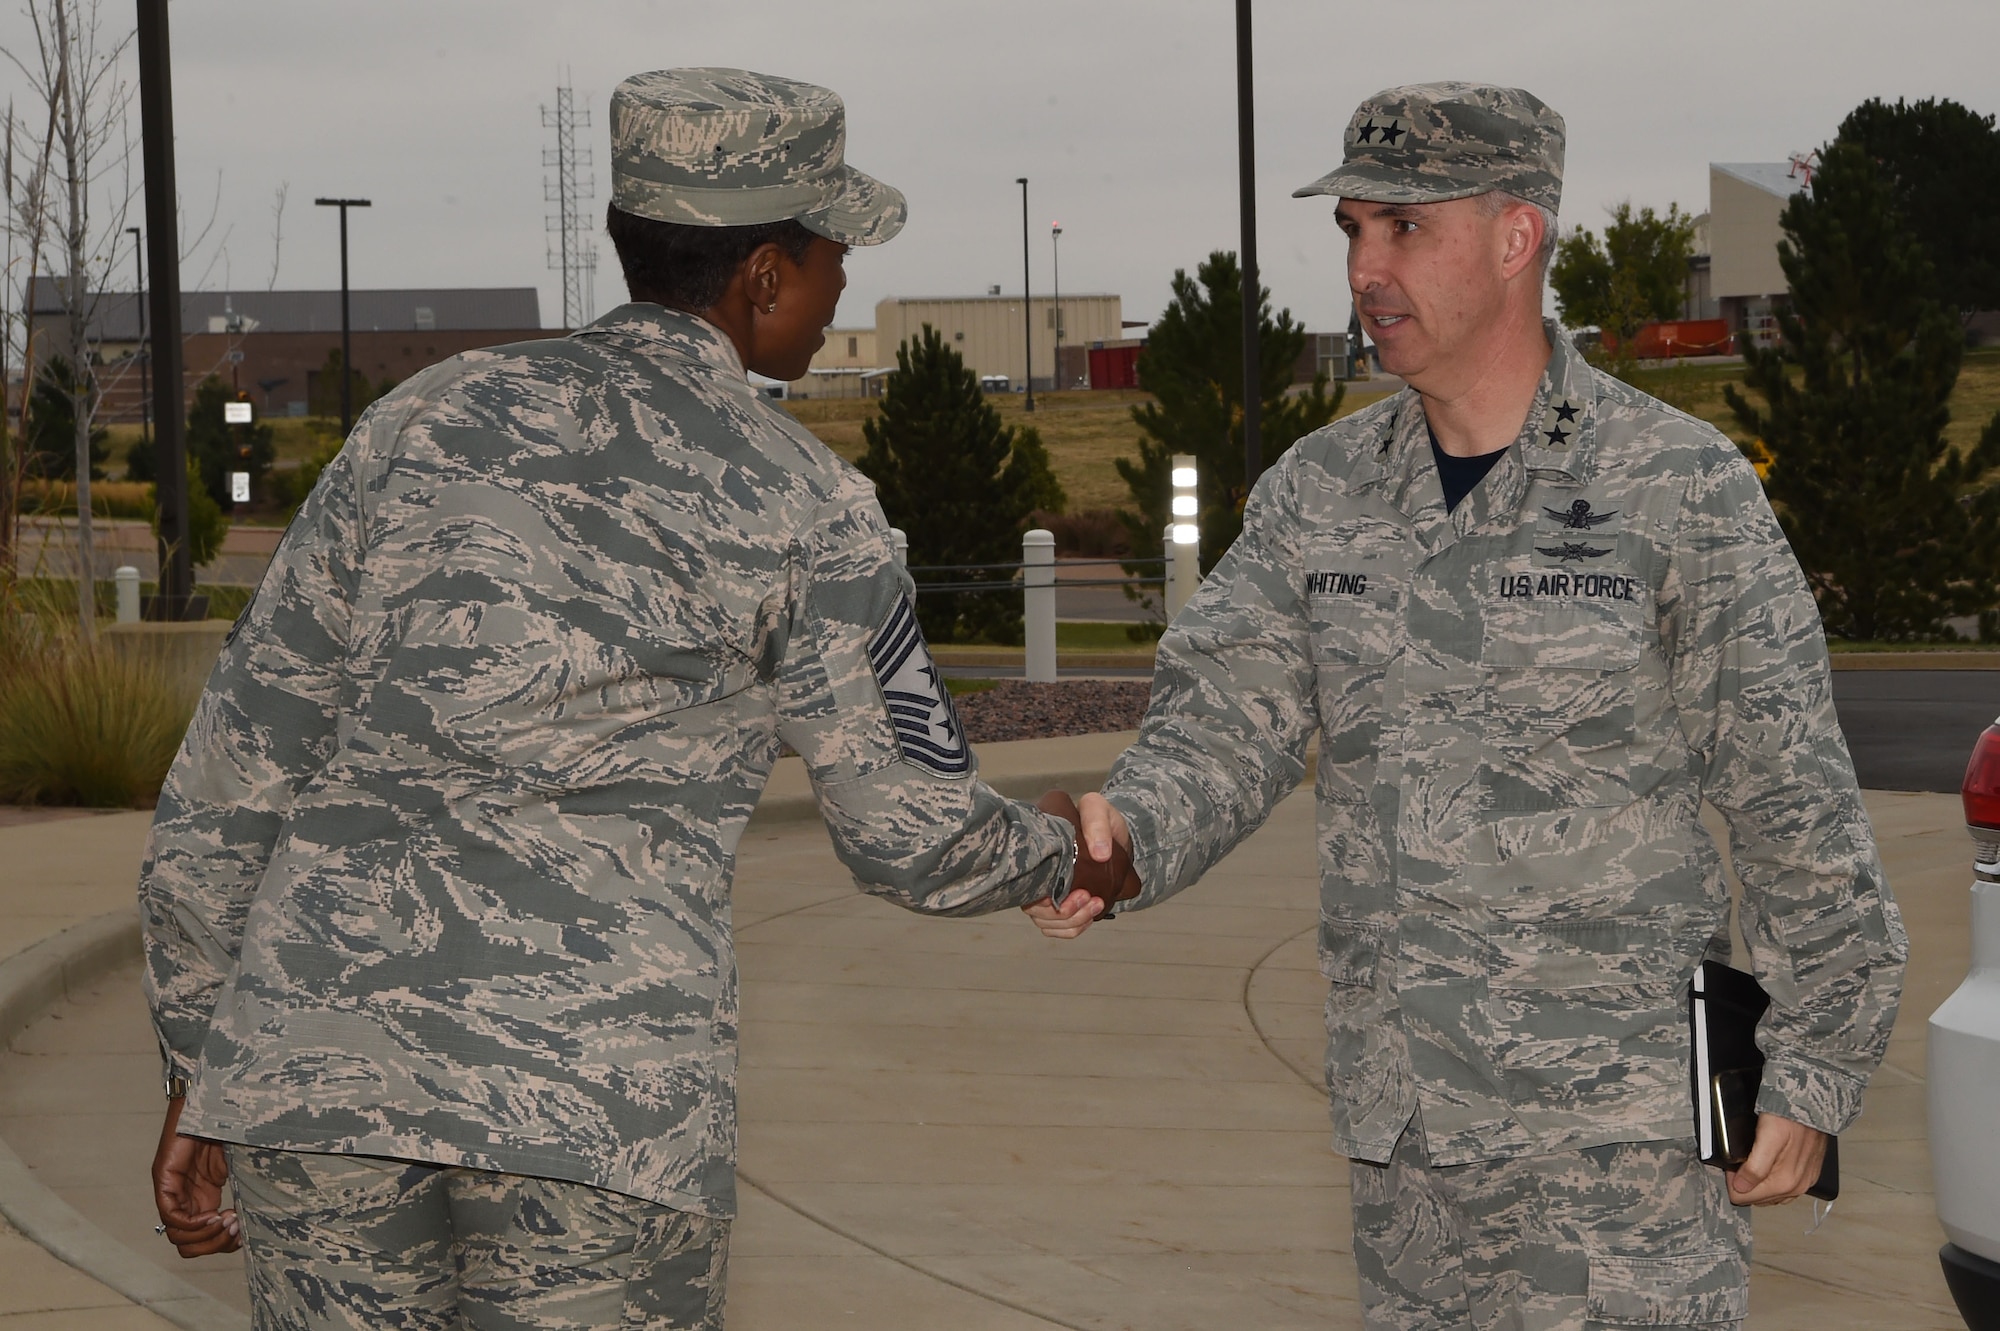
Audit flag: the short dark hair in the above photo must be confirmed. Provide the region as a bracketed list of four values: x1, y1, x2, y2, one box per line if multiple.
[605, 205, 817, 313]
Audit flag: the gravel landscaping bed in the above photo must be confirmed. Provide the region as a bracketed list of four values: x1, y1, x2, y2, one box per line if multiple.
[955, 679, 1153, 743]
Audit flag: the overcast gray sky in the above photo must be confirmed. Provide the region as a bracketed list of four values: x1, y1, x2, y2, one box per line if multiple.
[12, 0, 2000, 334]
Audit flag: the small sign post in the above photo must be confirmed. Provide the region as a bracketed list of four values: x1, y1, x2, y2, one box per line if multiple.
[224, 400, 252, 424]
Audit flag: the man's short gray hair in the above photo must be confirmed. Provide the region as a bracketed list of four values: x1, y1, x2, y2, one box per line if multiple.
[1479, 191, 1558, 273]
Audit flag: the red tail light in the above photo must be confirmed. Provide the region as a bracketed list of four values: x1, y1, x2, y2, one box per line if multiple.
[1963, 720, 2000, 830]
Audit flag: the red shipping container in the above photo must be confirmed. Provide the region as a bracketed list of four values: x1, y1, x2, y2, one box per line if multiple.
[1088, 343, 1142, 390]
[1606, 319, 1735, 359]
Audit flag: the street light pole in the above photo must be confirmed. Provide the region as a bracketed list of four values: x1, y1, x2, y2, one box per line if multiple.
[1235, 0, 1262, 488]
[1051, 222, 1062, 392]
[136, 0, 194, 619]
[1016, 177, 1034, 413]
[125, 226, 149, 452]
[314, 197, 371, 435]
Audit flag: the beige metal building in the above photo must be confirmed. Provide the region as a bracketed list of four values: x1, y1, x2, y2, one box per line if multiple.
[1709, 162, 1810, 345]
[875, 294, 1123, 391]
[791, 326, 881, 398]
[783, 293, 1125, 398]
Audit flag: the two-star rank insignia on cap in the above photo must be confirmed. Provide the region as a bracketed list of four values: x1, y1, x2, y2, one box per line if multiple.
[1537, 397, 1581, 448]
[1349, 115, 1413, 148]
[867, 595, 971, 777]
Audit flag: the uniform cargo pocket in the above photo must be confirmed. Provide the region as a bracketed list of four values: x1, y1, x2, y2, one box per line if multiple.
[1586, 1248, 1748, 1326]
[1317, 919, 1381, 987]
[1486, 913, 1703, 991]
[1480, 595, 1642, 671]
[1309, 585, 1402, 665]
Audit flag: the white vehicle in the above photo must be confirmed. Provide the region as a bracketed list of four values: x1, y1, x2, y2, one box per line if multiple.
[1932, 716, 2000, 1329]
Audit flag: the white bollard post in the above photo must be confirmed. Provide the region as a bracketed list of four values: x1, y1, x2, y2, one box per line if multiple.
[1162, 524, 1179, 617]
[113, 565, 141, 624]
[1022, 528, 1056, 683]
[889, 527, 909, 568]
[1166, 525, 1200, 619]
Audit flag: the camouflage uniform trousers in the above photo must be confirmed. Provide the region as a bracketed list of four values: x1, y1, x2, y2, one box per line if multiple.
[1350, 1115, 1750, 1330]
[227, 1147, 728, 1331]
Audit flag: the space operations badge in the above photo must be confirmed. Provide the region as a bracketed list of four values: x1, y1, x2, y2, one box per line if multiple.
[867, 594, 972, 777]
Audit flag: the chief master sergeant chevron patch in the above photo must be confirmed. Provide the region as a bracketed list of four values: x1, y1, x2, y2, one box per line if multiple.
[868, 595, 971, 776]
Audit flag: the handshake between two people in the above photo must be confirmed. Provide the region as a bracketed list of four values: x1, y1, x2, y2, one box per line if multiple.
[1025, 790, 1142, 939]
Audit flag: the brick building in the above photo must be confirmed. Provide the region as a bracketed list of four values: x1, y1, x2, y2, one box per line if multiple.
[25, 279, 544, 423]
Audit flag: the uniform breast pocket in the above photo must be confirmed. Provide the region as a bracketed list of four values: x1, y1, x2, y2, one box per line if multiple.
[1479, 588, 1646, 811]
[1309, 578, 1401, 804]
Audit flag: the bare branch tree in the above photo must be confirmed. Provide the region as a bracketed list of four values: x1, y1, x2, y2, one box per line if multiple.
[2, 86, 59, 584]
[4, 0, 136, 641]
[266, 180, 287, 290]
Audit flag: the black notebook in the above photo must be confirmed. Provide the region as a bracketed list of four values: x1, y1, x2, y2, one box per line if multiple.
[1689, 959, 1839, 1202]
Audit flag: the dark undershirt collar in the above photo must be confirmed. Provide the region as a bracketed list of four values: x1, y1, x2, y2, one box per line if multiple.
[1429, 427, 1509, 514]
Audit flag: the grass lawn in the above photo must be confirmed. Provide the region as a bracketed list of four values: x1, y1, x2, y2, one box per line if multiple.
[786, 383, 1397, 516]
[1622, 346, 2000, 456]
[1055, 620, 1155, 652]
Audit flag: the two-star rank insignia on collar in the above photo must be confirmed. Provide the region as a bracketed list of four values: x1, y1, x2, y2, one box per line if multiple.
[1537, 397, 1582, 448]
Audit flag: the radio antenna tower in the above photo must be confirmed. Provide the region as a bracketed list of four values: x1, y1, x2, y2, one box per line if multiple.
[542, 77, 598, 329]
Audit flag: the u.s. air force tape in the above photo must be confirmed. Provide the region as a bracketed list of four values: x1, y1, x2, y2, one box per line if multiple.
[866, 595, 971, 777]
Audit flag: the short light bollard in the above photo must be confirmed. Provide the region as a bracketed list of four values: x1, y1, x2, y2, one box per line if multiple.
[1023, 528, 1056, 683]
[1166, 454, 1200, 619]
[889, 527, 909, 569]
[1166, 524, 1200, 618]
[114, 565, 142, 624]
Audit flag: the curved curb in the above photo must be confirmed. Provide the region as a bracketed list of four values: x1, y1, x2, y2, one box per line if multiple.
[0, 914, 250, 1331]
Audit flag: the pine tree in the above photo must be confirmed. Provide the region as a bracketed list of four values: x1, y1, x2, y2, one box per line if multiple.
[856, 324, 1066, 644]
[1837, 97, 2000, 318]
[308, 347, 382, 420]
[1117, 252, 1342, 585]
[184, 376, 276, 505]
[23, 357, 108, 480]
[1725, 140, 2000, 641]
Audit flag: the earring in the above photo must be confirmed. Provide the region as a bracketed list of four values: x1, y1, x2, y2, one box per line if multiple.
[765, 302, 777, 314]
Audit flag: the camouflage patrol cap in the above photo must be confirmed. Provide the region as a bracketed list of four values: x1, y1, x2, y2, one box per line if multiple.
[610, 67, 906, 246]
[1293, 82, 1564, 213]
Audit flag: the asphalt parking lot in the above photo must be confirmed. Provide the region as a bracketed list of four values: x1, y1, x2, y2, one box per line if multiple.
[1834, 670, 1999, 793]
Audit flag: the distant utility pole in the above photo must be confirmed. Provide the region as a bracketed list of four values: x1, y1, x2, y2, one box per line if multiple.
[126, 226, 149, 452]
[1017, 177, 1034, 412]
[314, 197, 371, 435]
[1051, 222, 1063, 391]
[1236, 0, 1262, 487]
[544, 80, 598, 330]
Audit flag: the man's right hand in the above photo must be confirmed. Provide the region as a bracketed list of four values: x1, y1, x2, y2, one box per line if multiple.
[1025, 791, 1139, 939]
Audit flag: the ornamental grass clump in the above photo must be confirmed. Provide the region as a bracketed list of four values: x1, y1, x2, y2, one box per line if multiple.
[0, 584, 196, 808]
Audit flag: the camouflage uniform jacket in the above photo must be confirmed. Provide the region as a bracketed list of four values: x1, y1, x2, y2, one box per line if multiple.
[140, 304, 1073, 1216]
[1102, 325, 1907, 1168]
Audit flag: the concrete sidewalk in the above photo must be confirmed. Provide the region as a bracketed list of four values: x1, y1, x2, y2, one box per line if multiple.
[0, 738, 1977, 1328]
